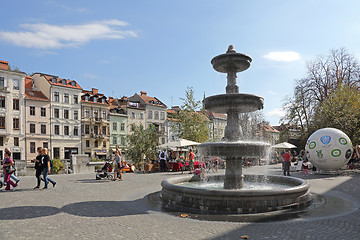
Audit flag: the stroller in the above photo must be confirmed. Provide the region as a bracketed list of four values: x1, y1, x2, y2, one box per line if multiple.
[96, 160, 114, 180]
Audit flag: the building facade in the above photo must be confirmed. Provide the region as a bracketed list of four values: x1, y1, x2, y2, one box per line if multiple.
[128, 91, 167, 144]
[24, 76, 51, 164]
[108, 97, 128, 156]
[0, 60, 26, 161]
[32, 73, 82, 160]
[81, 88, 110, 159]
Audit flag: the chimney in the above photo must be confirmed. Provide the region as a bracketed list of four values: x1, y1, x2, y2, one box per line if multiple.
[25, 76, 33, 89]
[0, 60, 9, 70]
[92, 88, 98, 94]
[140, 91, 147, 96]
[108, 96, 113, 101]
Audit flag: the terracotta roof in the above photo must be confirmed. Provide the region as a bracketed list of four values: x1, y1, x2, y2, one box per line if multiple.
[81, 89, 109, 105]
[167, 109, 176, 114]
[206, 111, 227, 120]
[262, 123, 279, 133]
[42, 74, 82, 90]
[135, 93, 167, 108]
[25, 89, 49, 101]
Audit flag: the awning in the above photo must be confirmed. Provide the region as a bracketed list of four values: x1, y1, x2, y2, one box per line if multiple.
[95, 152, 107, 155]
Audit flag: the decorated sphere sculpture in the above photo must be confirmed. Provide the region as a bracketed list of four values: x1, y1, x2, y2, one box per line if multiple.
[305, 128, 353, 170]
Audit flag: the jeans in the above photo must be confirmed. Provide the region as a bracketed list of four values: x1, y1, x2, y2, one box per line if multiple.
[42, 168, 56, 188]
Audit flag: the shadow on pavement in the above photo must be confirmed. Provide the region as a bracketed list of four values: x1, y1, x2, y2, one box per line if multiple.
[0, 206, 60, 220]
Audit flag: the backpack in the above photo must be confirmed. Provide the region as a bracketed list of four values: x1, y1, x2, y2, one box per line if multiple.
[160, 152, 165, 159]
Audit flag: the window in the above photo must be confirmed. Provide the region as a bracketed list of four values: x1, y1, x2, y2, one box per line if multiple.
[162, 137, 165, 144]
[43, 142, 48, 149]
[13, 79, 19, 90]
[113, 122, 117, 131]
[85, 95, 89, 101]
[85, 109, 90, 118]
[54, 125, 60, 135]
[0, 116, 4, 128]
[148, 110, 153, 119]
[74, 95, 78, 104]
[102, 126, 106, 135]
[41, 107, 46, 117]
[71, 81, 76, 87]
[54, 108, 59, 118]
[54, 92, 59, 102]
[52, 77, 57, 83]
[120, 123, 125, 131]
[102, 98, 105, 104]
[155, 111, 159, 120]
[41, 124, 46, 134]
[131, 112, 135, 119]
[160, 112, 165, 120]
[14, 137, 19, 146]
[113, 137, 117, 145]
[94, 110, 98, 119]
[121, 137, 125, 146]
[94, 126, 98, 135]
[139, 113, 144, 119]
[13, 99, 19, 110]
[30, 142, 36, 153]
[86, 140, 90, 148]
[85, 125, 90, 134]
[64, 126, 69, 135]
[30, 123, 35, 133]
[62, 80, 66, 85]
[0, 77, 4, 87]
[74, 110, 78, 120]
[64, 109, 69, 119]
[102, 111, 106, 120]
[0, 96, 5, 108]
[94, 140, 98, 147]
[93, 97, 97, 102]
[103, 141, 106, 147]
[64, 93, 69, 103]
[13, 118, 19, 130]
[30, 106, 35, 115]
[0, 137, 3, 146]
[74, 126, 78, 136]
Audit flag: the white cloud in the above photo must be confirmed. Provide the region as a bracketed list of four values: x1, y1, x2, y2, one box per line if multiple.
[82, 73, 97, 79]
[268, 90, 277, 96]
[263, 51, 301, 62]
[266, 107, 286, 118]
[0, 20, 137, 49]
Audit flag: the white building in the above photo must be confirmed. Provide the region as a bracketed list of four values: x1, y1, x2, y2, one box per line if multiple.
[32, 73, 82, 160]
[0, 60, 26, 161]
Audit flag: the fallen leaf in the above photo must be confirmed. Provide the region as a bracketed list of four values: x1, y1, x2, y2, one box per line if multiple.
[240, 235, 249, 239]
[180, 213, 189, 218]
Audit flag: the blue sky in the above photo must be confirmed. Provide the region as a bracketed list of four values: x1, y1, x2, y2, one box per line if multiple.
[1, 0, 360, 125]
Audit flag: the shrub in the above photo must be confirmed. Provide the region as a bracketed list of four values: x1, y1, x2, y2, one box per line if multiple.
[51, 159, 64, 174]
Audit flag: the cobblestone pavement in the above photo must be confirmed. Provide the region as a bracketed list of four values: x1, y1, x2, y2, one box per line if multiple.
[0, 164, 359, 240]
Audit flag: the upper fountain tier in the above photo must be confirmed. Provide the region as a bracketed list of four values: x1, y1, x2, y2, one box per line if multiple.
[211, 45, 252, 73]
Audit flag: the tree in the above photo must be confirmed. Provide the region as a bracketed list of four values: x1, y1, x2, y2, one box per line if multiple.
[172, 87, 210, 143]
[282, 48, 360, 146]
[314, 84, 360, 143]
[239, 111, 265, 140]
[125, 124, 159, 167]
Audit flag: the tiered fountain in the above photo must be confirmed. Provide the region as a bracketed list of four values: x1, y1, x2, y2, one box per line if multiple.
[161, 45, 311, 214]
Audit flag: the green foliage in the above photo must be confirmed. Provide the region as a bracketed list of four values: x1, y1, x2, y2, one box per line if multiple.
[314, 84, 360, 143]
[125, 124, 159, 164]
[51, 159, 64, 174]
[172, 87, 210, 143]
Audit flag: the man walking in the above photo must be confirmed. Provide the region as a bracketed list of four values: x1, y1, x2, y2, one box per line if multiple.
[113, 150, 123, 181]
[189, 149, 195, 173]
[282, 150, 292, 176]
[33, 147, 43, 189]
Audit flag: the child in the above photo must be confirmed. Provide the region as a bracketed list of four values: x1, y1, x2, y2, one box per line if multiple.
[302, 160, 309, 176]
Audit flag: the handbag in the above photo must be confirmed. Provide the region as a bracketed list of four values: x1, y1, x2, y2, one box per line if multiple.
[5, 165, 16, 174]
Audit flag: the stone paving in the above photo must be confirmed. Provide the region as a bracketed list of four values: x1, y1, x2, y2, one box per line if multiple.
[0, 164, 359, 240]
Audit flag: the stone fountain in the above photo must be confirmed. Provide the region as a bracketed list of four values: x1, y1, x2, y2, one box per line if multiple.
[161, 45, 311, 214]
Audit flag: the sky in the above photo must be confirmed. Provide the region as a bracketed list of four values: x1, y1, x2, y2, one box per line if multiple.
[1, 0, 360, 126]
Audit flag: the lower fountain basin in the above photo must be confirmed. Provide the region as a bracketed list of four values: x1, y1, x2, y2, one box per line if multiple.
[161, 174, 312, 214]
[198, 141, 270, 158]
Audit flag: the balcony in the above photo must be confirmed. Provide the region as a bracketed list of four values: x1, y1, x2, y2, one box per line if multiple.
[0, 86, 9, 92]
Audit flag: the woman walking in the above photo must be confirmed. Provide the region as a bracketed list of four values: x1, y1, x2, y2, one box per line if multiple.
[41, 148, 56, 189]
[2, 149, 18, 191]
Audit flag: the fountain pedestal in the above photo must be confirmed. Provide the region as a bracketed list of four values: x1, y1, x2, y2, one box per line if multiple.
[224, 158, 244, 189]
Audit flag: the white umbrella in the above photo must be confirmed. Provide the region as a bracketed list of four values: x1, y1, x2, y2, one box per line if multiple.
[158, 138, 200, 149]
[271, 142, 297, 149]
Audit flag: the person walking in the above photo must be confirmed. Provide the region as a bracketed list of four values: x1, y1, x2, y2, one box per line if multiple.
[282, 150, 292, 176]
[33, 147, 43, 189]
[41, 148, 56, 189]
[189, 149, 195, 173]
[159, 149, 167, 172]
[2, 149, 17, 191]
[302, 160, 309, 176]
[2, 148, 20, 186]
[113, 150, 123, 181]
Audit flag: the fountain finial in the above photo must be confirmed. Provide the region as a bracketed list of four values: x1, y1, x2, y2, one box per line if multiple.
[226, 44, 236, 53]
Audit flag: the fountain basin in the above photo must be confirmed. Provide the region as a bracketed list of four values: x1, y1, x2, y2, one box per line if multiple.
[161, 174, 312, 214]
[204, 93, 264, 113]
[198, 141, 270, 158]
[211, 52, 252, 73]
